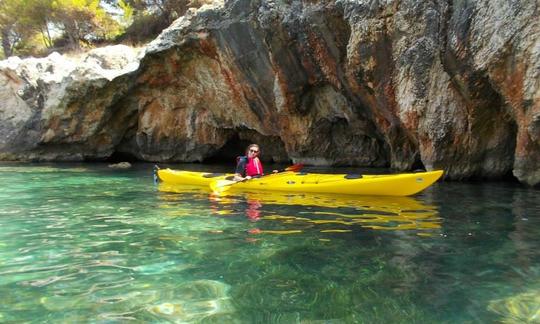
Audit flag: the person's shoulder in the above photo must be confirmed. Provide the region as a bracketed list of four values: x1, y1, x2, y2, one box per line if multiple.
[237, 155, 248, 162]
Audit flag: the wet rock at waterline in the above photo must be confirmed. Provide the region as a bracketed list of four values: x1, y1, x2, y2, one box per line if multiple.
[0, 0, 538, 186]
[108, 162, 132, 169]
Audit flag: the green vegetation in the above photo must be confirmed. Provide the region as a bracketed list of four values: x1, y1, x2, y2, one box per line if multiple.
[0, 0, 207, 59]
[103, 0, 203, 44]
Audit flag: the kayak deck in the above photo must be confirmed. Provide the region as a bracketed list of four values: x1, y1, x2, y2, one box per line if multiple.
[156, 168, 444, 196]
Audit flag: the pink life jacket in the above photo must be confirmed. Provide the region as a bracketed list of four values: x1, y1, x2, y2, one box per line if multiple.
[245, 157, 263, 177]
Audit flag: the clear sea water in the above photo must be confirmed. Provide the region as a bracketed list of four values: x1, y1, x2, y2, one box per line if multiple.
[0, 163, 538, 323]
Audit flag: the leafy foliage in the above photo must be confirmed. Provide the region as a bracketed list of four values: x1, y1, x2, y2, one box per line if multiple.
[51, 0, 122, 48]
[0, 0, 47, 57]
[0, 0, 122, 57]
[0, 0, 208, 58]
[109, 0, 206, 44]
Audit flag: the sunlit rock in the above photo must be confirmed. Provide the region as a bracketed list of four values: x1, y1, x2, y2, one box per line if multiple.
[108, 162, 132, 169]
[0, 46, 141, 162]
[0, 0, 538, 185]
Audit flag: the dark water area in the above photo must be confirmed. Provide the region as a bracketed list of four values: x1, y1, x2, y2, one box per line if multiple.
[0, 163, 539, 323]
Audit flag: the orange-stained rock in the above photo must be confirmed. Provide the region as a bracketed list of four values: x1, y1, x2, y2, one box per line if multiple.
[0, 1, 538, 186]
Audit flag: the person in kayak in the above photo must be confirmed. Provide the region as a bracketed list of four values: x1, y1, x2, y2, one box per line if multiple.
[234, 144, 264, 181]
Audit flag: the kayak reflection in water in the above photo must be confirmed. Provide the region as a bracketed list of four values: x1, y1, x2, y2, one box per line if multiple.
[233, 144, 264, 181]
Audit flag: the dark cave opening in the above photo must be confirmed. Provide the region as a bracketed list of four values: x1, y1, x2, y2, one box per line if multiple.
[203, 134, 253, 164]
[411, 158, 426, 171]
[203, 132, 290, 164]
[106, 151, 140, 163]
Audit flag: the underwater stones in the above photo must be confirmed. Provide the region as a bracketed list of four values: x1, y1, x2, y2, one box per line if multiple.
[133, 260, 182, 275]
[488, 289, 540, 323]
[149, 303, 183, 316]
[147, 280, 235, 321]
[40, 295, 90, 311]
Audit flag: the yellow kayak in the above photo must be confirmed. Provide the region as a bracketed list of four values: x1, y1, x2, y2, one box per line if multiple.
[156, 167, 444, 196]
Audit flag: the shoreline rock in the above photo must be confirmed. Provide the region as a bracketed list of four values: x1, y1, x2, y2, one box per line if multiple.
[0, 1, 538, 186]
[108, 162, 132, 169]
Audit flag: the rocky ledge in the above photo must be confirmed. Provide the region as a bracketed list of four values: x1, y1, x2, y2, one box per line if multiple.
[0, 0, 538, 186]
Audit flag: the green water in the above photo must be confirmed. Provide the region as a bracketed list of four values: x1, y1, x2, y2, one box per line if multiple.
[0, 163, 539, 323]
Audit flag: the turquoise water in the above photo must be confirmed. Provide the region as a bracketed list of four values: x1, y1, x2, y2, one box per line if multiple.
[0, 163, 539, 323]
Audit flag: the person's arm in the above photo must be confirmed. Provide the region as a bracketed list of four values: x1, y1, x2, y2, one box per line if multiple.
[234, 156, 248, 181]
[234, 173, 249, 181]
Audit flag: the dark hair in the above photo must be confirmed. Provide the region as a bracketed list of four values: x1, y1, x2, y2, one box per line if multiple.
[245, 144, 260, 155]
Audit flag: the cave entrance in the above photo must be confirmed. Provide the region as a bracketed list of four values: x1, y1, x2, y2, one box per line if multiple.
[203, 131, 290, 164]
[411, 158, 426, 171]
[106, 151, 140, 163]
[203, 134, 253, 163]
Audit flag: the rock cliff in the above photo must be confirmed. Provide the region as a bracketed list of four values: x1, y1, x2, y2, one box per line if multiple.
[0, 0, 538, 186]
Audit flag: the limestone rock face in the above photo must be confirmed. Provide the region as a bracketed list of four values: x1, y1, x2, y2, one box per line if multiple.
[0, 45, 141, 161]
[0, 1, 538, 186]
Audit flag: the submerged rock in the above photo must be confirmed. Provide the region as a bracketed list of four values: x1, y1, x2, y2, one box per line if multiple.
[147, 280, 235, 321]
[488, 289, 540, 323]
[0, 1, 538, 185]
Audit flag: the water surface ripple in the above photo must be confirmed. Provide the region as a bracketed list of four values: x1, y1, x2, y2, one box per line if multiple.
[0, 164, 539, 322]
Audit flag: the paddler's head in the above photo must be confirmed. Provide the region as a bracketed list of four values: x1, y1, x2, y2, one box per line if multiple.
[246, 144, 260, 158]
